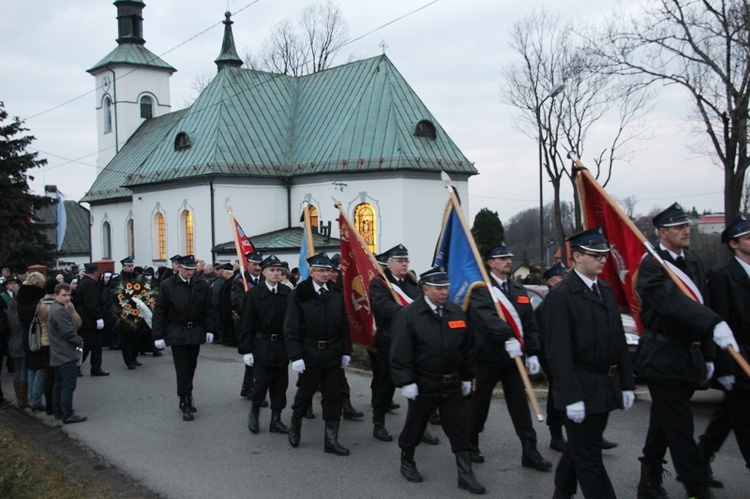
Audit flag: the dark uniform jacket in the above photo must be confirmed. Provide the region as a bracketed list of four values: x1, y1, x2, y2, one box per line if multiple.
[390, 297, 474, 398]
[370, 269, 420, 352]
[283, 277, 352, 369]
[709, 257, 750, 389]
[74, 274, 102, 331]
[238, 283, 290, 367]
[152, 276, 215, 346]
[542, 272, 634, 413]
[219, 274, 245, 336]
[636, 247, 721, 383]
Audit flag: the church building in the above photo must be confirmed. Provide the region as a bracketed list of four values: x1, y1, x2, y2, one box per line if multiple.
[82, 0, 477, 271]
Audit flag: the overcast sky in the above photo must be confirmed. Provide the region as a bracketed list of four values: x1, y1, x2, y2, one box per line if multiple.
[0, 0, 727, 226]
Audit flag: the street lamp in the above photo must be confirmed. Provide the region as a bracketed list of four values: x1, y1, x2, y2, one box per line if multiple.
[536, 82, 565, 270]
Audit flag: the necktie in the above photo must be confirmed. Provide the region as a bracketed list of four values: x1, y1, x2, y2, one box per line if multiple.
[436, 306, 444, 318]
[271, 287, 276, 295]
[319, 288, 327, 296]
[397, 279, 404, 287]
[592, 283, 601, 300]
[675, 256, 686, 271]
[500, 281, 508, 294]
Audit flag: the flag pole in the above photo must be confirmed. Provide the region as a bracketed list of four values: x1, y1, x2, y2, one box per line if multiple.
[225, 200, 249, 291]
[571, 154, 750, 378]
[332, 198, 401, 303]
[303, 201, 316, 255]
[441, 172, 544, 422]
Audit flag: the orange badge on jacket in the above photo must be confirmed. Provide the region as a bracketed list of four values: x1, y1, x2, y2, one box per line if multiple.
[517, 296, 530, 304]
[448, 320, 466, 329]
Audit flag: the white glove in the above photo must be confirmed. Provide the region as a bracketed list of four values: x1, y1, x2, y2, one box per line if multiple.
[341, 355, 351, 368]
[461, 381, 472, 397]
[526, 355, 540, 375]
[504, 339, 523, 358]
[96, 318, 104, 330]
[704, 361, 715, 383]
[402, 383, 419, 400]
[713, 321, 739, 351]
[718, 375, 735, 391]
[243, 353, 254, 366]
[154, 339, 166, 350]
[622, 390, 635, 410]
[291, 359, 306, 374]
[566, 401, 585, 423]
[205, 332, 214, 344]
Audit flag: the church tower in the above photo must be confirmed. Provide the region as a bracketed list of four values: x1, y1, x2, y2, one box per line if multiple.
[87, 0, 176, 169]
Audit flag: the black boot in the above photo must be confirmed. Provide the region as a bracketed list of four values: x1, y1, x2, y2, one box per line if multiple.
[521, 439, 552, 471]
[248, 403, 260, 434]
[549, 431, 566, 452]
[698, 442, 724, 488]
[269, 410, 289, 434]
[636, 459, 668, 499]
[373, 415, 393, 442]
[288, 416, 302, 447]
[179, 395, 194, 421]
[684, 482, 715, 499]
[400, 448, 423, 483]
[324, 420, 350, 456]
[188, 394, 197, 412]
[342, 398, 364, 420]
[456, 451, 486, 494]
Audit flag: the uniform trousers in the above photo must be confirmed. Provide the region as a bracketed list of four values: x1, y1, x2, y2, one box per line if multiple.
[641, 377, 708, 483]
[399, 389, 470, 453]
[252, 365, 288, 410]
[118, 323, 140, 366]
[555, 412, 615, 498]
[699, 400, 732, 454]
[469, 363, 536, 446]
[79, 327, 103, 373]
[371, 349, 396, 418]
[540, 357, 564, 435]
[292, 365, 343, 421]
[171, 344, 200, 397]
[723, 388, 750, 469]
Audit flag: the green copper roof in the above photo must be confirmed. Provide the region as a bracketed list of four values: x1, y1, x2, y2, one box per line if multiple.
[87, 43, 176, 74]
[85, 54, 476, 201]
[213, 227, 340, 253]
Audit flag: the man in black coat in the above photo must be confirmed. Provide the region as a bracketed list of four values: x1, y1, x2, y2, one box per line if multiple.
[238, 255, 290, 435]
[390, 266, 484, 494]
[635, 203, 739, 499]
[152, 255, 216, 421]
[284, 252, 352, 455]
[111, 257, 143, 370]
[466, 243, 551, 471]
[542, 227, 635, 499]
[697, 216, 750, 476]
[74, 263, 108, 376]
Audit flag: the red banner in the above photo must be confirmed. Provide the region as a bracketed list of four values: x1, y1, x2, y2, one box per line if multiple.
[577, 169, 646, 333]
[339, 216, 378, 351]
[234, 218, 256, 271]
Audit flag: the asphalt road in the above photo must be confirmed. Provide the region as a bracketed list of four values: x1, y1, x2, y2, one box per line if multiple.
[5, 346, 748, 498]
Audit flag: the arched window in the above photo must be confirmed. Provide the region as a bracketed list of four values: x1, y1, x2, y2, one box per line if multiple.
[174, 132, 191, 150]
[354, 203, 377, 253]
[104, 97, 113, 133]
[301, 204, 319, 231]
[140, 96, 153, 119]
[102, 221, 112, 259]
[180, 210, 194, 255]
[127, 219, 135, 259]
[153, 212, 167, 260]
[414, 119, 436, 139]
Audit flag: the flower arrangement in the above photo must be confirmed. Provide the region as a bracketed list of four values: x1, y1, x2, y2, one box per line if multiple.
[113, 275, 157, 328]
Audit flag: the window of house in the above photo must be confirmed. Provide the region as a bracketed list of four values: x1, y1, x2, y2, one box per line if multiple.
[414, 120, 436, 139]
[104, 97, 113, 133]
[354, 203, 377, 253]
[140, 96, 153, 119]
[154, 212, 166, 260]
[181, 210, 194, 255]
[174, 132, 191, 150]
[102, 221, 112, 259]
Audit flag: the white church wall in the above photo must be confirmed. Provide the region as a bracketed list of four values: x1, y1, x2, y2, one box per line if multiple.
[212, 180, 288, 243]
[89, 201, 132, 262]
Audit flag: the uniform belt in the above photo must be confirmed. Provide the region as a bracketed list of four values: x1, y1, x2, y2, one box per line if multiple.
[417, 369, 459, 383]
[255, 333, 281, 342]
[304, 338, 339, 349]
[177, 321, 202, 328]
[644, 331, 701, 352]
[575, 362, 619, 376]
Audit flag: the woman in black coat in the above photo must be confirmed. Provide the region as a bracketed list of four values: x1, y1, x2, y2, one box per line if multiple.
[18, 274, 48, 411]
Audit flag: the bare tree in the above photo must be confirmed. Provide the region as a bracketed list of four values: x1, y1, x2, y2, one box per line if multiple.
[622, 195, 639, 219]
[244, 1, 349, 76]
[502, 9, 651, 264]
[591, 0, 750, 223]
[742, 175, 750, 214]
[181, 72, 215, 108]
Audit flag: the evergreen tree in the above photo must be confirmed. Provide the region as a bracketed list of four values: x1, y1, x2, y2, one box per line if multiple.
[471, 208, 505, 258]
[0, 102, 55, 269]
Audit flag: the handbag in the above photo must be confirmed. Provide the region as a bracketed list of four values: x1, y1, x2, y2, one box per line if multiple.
[28, 304, 42, 352]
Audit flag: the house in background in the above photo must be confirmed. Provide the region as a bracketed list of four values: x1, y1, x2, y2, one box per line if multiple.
[38, 185, 91, 269]
[81, 1, 477, 271]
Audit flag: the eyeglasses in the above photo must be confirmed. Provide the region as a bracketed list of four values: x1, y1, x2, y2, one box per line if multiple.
[582, 252, 609, 261]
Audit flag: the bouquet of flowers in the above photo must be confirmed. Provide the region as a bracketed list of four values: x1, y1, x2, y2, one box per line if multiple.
[113, 275, 158, 328]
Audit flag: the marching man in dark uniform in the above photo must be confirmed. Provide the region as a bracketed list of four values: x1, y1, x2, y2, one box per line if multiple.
[390, 267, 485, 494]
[542, 227, 635, 499]
[635, 203, 738, 499]
[697, 216, 750, 480]
[238, 255, 291, 435]
[74, 262, 109, 377]
[152, 255, 216, 422]
[284, 252, 352, 455]
[238, 252, 263, 399]
[111, 257, 143, 370]
[466, 243, 551, 471]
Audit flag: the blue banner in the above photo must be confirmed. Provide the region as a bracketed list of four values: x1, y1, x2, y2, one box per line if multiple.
[56, 189, 67, 251]
[298, 226, 310, 281]
[433, 205, 484, 308]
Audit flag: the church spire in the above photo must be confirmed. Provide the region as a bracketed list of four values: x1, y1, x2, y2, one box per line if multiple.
[114, 0, 146, 45]
[215, 12, 244, 71]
